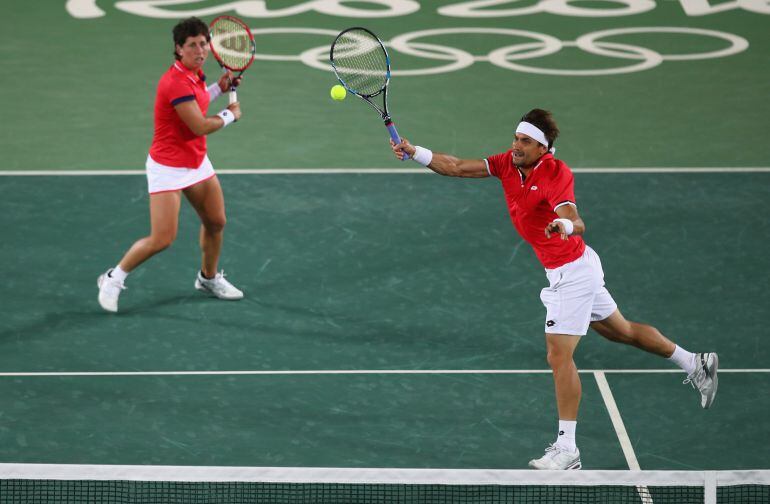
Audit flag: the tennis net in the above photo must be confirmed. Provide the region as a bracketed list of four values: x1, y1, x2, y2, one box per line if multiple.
[0, 464, 768, 503]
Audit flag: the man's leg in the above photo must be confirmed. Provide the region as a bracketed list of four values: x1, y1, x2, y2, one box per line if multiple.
[545, 333, 582, 421]
[590, 309, 718, 408]
[529, 333, 583, 470]
[589, 309, 675, 357]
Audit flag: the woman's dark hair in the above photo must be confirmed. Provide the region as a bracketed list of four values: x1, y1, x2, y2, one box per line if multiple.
[172, 17, 210, 60]
[520, 109, 559, 149]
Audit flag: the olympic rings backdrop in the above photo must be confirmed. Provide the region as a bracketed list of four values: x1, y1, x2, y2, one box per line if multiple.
[3, 0, 769, 169]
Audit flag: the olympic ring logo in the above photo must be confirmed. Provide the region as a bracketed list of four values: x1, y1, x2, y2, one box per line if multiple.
[251, 27, 748, 76]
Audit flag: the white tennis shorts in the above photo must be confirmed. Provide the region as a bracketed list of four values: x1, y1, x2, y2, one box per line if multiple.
[146, 155, 215, 194]
[539, 245, 617, 336]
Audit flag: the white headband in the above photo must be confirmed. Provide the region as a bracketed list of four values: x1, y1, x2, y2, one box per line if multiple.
[516, 121, 555, 153]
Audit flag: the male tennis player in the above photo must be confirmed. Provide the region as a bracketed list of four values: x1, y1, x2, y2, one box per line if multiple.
[97, 17, 243, 313]
[391, 109, 718, 470]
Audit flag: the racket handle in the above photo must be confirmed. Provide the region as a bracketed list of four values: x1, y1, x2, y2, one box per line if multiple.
[385, 121, 410, 161]
[229, 88, 237, 104]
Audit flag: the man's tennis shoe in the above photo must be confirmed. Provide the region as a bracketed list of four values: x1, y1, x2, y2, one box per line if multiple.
[684, 352, 719, 409]
[529, 444, 582, 470]
[97, 269, 125, 313]
[195, 270, 243, 300]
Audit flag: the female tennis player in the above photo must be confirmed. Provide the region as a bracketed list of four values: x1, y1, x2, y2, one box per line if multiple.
[97, 17, 244, 313]
[391, 108, 718, 470]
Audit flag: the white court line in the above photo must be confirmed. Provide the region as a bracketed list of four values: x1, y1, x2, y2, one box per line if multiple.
[0, 167, 769, 175]
[594, 372, 641, 470]
[595, 371, 654, 503]
[0, 368, 764, 377]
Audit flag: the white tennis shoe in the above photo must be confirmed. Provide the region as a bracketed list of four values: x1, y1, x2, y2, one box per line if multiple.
[529, 444, 582, 470]
[683, 352, 719, 409]
[97, 269, 126, 313]
[194, 270, 243, 300]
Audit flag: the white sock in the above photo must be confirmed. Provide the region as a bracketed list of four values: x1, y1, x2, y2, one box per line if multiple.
[554, 420, 577, 452]
[668, 345, 697, 375]
[110, 265, 128, 283]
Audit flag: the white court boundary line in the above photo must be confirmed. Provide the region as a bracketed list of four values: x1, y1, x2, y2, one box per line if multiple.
[1, 167, 770, 175]
[595, 371, 641, 470]
[0, 368, 765, 377]
[595, 371, 654, 502]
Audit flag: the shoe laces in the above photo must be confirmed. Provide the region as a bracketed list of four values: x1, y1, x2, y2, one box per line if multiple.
[683, 365, 706, 388]
[202, 271, 239, 293]
[218, 273, 235, 287]
[542, 444, 560, 458]
[105, 276, 126, 291]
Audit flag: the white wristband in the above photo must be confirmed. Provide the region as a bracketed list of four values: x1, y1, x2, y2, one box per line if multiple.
[412, 145, 433, 166]
[217, 109, 235, 128]
[553, 218, 574, 235]
[207, 83, 222, 101]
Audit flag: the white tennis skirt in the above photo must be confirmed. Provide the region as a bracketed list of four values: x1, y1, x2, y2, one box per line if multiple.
[146, 155, 215, 194]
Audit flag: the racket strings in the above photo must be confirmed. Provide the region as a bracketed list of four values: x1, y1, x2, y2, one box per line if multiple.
[210, 19, 253, 70]
[332, 30, 388, 96]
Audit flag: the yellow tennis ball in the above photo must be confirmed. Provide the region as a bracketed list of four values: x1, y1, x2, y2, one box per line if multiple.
[330, 85, 347, 101]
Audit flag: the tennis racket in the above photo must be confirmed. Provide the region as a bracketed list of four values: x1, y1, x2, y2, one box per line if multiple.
[330, 27, 409, 160]
[209, 15, 256, 104]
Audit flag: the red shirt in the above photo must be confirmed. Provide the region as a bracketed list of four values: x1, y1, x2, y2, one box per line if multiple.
[486, 151, 585, 269]
[149, 62, 210, 168]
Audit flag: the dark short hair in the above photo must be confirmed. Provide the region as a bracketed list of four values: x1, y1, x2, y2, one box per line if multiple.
[520, 109, 559, 150]
[172, 17, 210, 60]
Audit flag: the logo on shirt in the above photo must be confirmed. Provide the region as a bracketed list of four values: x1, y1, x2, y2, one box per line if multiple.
[530, 185, 538, 191]
[546, 320, 556, 327]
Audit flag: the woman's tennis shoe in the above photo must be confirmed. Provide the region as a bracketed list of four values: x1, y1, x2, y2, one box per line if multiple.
[529, 444, 582, 470]
[195, 270, 243, 300]
[683, 352, 719, 409]
[97, 269, 126, 313]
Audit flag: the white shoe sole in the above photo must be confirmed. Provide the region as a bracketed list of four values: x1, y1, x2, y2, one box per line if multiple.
[702, 353, 718, 409]
[528, 456, 582, 470]
[528, 460, 582, 470]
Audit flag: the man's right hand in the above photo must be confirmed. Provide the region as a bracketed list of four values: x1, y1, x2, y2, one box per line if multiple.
[390, 138, 416, 161]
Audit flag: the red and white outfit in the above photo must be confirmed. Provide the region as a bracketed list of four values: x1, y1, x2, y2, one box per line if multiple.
[146, 61, 216, 194]
[485, 151, 617, 335]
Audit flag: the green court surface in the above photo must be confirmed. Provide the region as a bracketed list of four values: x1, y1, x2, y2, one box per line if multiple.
[0, 0, 769, 485]
[1, 172, 768, 471]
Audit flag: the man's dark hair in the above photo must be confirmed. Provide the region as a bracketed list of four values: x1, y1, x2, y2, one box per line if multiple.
[520, 109, 559, 150]
[172, 17, 210, 60]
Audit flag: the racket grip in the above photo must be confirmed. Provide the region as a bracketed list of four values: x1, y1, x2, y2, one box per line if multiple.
[385, 121, 410, 161]
[229, 88, 237, 104]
